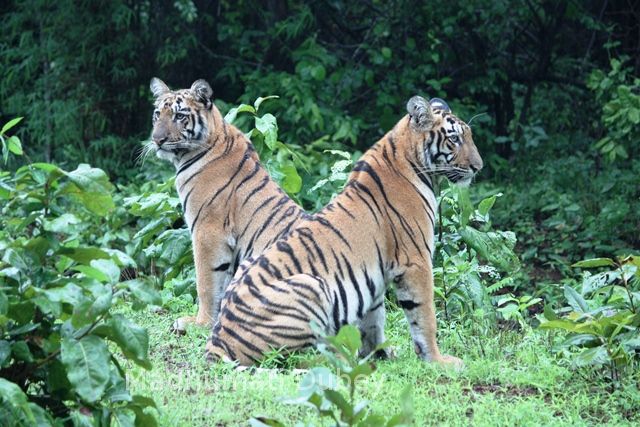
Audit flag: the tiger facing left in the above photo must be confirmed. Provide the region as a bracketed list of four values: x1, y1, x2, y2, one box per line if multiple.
[148, 78, 309, 331]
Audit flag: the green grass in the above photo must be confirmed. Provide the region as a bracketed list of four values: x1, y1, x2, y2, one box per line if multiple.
[124, 305, 640, 426]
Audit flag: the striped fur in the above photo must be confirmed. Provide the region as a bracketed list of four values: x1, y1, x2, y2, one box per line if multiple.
[206, 96, 483, 366]
[148, 78, 308, 331]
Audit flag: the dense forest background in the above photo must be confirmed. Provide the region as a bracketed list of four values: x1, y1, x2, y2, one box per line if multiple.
[1, 1, 640, 425]
[2, 0, 638, 270]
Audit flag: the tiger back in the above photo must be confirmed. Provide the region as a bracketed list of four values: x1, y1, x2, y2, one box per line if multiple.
[148, 78, 308, 331]
[206, 95, 483, 366]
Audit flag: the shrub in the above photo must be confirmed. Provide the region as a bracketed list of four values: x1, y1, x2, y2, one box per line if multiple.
[0, 119, 157, 425]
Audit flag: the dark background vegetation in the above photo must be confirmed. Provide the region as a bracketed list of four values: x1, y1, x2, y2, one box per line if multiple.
[2, 0, 638, 282]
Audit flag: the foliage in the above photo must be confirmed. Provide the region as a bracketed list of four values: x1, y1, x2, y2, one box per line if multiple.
[539, 255, 640, 383]
[588, 58, 640, 162]
[0, 120, 157, 425]
[434, 184, 524, 319]
[250, 325, 412, 427]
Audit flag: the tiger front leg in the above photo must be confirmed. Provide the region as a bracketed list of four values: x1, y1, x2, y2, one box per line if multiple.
[395, 264, 463, 368]
[172, 228, 232, 333]
[359, 302, 395, 359]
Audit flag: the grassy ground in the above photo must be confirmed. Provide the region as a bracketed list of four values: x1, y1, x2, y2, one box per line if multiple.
[124, 305, 640, 426]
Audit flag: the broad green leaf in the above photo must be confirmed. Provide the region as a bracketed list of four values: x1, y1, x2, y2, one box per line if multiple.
[538, 319, 580, 332]
[61, 336, 111, 403]
[60, 246, 111, 265]
[0, 340, 10, 366]
[564, 285, 589, 313]
[459, 227, 520, 273]
[0, 378, 48, 426]
[254, 96, 279, 112]
[543, 304, 558, 321]
[71, 286, 112, 327]
[324, 390, 352, 419]
[572, 258, 616, 268]
[124, 280, 162, 307]
[277, 164, 302, 195]
[330, 324, 362, 357]
[109, 314, 151, 369]
[7, 136, 23, 155]
[0, 290, 7, 315]
[90, 258, 121, 284]
[573, 346, 609, 367]
[254, 114, 278, 150]
[43, 213, 81, 233]
[457, 187, 473, 227]
[1, 117, 23, 135]
[477, 194, 498, 216]
[112, 409, 136, 427]
[224, 104, 256, 124]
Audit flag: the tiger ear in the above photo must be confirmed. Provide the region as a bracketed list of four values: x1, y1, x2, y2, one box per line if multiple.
[150, 78, 170, 98]
[407, 96, 434, 130]
[429, 97, 450, 112]
[190, 79, 213, 108]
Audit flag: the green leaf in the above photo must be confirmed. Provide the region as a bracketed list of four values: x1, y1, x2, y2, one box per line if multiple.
[573, 346, 609, 367]
[324, 390, 352, 419]
[7, 136, 23, 155]
[0, 340, 10, 366]
[90, 258, 121, 284]
[1, 117, 23, 135]
[459, 227, 520, 273]
[224, 104, 256, 124]
[43, 213, 82, 233]
[477, 194, 498, 216]
[572, 258, 616, 268]
[71, 286, 112, 327]
[124, 279, 162, 307]
[254, 96, 279, 112]
[60, 246, 111, 265]
[564, 285, 589, 313]
[543, 304, 558, 321]
[254, 114, 278, 150]
[0, 290, 7, 315]
[277, 164, 302, 195]
[61, 336, 111, 403]
[329, 324, 362, 357]
[108, 314, 151, 369]
[0, 378, 47, 426]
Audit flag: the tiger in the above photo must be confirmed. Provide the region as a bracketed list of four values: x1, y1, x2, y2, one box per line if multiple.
[148, 78, 309, 332]
[205, 95, 483, 366]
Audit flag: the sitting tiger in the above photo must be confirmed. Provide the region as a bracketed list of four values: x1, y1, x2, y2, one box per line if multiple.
[206, 95, 483, 366]
[148, 78, 309, 331]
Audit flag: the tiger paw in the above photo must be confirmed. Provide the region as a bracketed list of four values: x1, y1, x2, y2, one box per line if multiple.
[435, 354, 464, 370]
[170, 315, 209, 335]
[372, 346, 397, 360]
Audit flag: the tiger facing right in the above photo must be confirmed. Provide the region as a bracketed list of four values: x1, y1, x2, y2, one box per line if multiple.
[206, 95, 483, 366]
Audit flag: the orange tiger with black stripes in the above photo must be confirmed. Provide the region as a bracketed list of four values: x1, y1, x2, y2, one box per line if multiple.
[148, 78, 308, 331]
[206, 95, 483, 367]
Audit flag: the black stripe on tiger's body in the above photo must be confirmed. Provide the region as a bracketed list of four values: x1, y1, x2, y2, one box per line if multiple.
[148, 78, 309, 333]
[206, 95, 483, 367]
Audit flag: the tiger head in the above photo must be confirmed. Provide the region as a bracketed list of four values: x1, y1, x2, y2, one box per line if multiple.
[148, 78, 215, 162]
[406, 96, 483, 186]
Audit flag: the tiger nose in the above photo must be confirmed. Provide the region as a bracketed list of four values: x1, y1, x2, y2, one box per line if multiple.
[152, 132, 167, 146]
[470, 158, 483, 173]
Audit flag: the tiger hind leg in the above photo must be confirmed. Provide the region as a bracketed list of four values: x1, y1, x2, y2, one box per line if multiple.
[206, 274, 333, 366]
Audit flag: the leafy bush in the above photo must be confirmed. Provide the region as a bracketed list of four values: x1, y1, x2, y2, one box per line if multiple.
[540, 256, 640, 383]
[434, 184, 523, 320]
[0, 119, 157, 425]
[588, 58, 640, 162]
[251, 325, 412, 427]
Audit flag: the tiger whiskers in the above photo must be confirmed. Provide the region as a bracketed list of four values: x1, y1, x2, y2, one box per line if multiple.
[135, 141, 157, 166]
